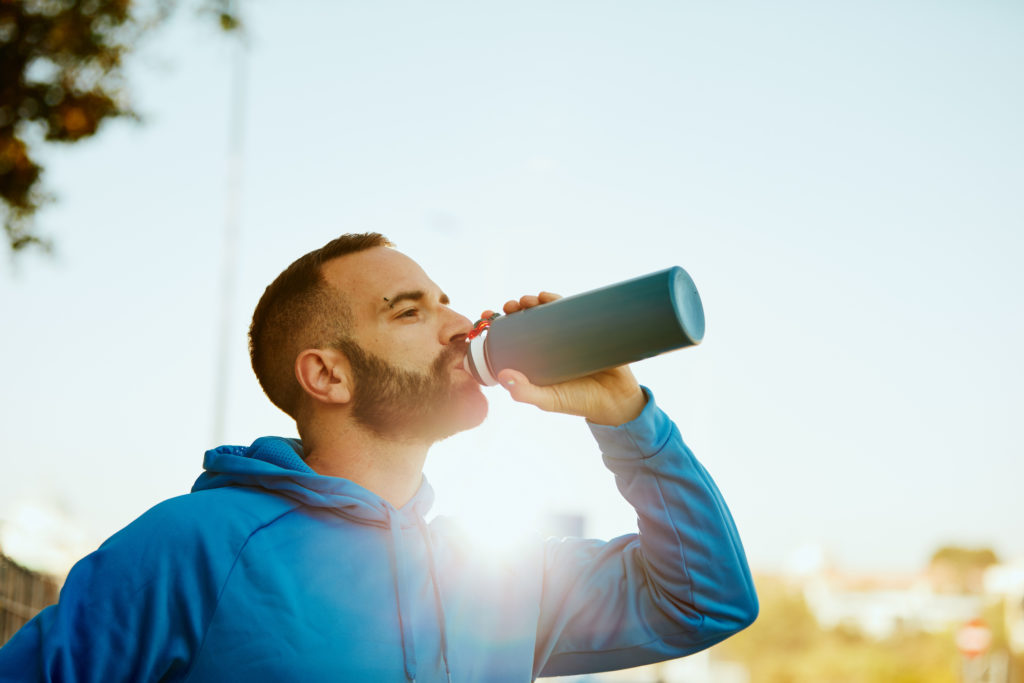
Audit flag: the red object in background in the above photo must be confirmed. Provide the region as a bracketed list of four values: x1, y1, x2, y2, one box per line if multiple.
[956, 618, 992, 658]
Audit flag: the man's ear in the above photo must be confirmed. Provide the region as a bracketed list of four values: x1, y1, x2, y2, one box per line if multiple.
[295, 348, 352, 406]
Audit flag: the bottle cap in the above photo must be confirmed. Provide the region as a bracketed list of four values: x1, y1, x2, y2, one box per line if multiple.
[463, 313, 501, 386]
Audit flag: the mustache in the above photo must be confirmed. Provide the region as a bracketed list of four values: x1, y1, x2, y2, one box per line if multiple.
[431, 340, 468, 374]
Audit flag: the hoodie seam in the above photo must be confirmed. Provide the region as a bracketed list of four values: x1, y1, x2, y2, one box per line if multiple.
[179, 504, 305, 683]
[544, 629, 726, 667]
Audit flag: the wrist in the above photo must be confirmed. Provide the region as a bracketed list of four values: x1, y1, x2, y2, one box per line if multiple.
[587, 387, 647, 427]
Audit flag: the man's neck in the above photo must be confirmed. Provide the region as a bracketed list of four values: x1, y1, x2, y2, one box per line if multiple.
[302, 422, 430, 509]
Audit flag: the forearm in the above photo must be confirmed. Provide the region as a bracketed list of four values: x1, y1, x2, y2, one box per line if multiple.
[533, 388, 757, 676]
[589, 388, 758, 633]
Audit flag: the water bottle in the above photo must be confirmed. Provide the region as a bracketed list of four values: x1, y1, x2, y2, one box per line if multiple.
[463, 266, 705, 386]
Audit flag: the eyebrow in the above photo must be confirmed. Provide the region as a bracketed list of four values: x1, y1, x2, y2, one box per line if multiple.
[383, 290, 450, 311]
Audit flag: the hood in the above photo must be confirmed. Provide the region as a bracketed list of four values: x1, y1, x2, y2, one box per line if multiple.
[191, 436, 435, 527]
[193, 436, 451, 681]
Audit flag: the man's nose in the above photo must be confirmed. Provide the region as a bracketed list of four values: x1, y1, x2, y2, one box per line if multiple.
[443, 309, 474, 345]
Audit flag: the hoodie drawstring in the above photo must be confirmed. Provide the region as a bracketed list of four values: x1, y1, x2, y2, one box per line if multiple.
[416, 516, 453, 683]
[388, 511, 418, 681]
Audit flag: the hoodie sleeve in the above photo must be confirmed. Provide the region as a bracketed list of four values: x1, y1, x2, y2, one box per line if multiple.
[533, 387, 758, 678]
[0, 494, 242, 683]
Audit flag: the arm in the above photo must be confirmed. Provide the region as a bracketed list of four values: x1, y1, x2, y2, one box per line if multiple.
[531, 387, 758, 676]
[494, 294, 757, 677]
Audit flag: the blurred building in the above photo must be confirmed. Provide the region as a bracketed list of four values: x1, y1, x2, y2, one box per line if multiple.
[0, 550, 59, 646]
[801, 569, 983, 639]
[784, 544, 994, 640]
[542, 512, 586, 539]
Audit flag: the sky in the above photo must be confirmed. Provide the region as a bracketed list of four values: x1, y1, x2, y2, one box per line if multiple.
[1, 0, 1021, 577]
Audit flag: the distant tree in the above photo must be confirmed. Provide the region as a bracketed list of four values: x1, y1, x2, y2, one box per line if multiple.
[930, 547, 999, 568]
[0, 0, 238, 254]
[929, 546, 999, 594]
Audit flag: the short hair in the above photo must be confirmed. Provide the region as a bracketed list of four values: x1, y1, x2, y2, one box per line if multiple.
[249, 232, 393, 419]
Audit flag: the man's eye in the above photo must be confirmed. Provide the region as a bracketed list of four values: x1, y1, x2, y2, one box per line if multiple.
[398, 308, 419, 319]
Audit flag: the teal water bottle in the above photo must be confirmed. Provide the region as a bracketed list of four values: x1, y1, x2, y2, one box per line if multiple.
[463, 266, 705, 386]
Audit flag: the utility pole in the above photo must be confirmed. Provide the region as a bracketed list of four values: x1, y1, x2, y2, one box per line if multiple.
[212, 2, 248, 445]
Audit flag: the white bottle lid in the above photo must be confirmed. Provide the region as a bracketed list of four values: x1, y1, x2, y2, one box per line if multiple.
[464, 333, 500, 386]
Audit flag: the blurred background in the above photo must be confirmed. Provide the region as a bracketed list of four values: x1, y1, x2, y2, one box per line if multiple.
[1, 1, 1022, 681]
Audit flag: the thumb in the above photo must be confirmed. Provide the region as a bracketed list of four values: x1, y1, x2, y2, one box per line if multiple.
[497, 369, 553, 410]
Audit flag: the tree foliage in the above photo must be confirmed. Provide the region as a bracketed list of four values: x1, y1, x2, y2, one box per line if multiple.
[929, 546, 999, 594]
[0, 0, 236, 254]
[930, 546, 999, 569]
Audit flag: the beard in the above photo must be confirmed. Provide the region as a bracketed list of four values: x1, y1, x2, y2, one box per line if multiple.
[334, 338, 488, 443]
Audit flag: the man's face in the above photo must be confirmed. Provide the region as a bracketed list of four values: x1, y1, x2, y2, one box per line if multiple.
[322, 247, 488, 442]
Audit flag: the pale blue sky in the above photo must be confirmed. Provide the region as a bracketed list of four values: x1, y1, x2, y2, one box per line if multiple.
[1, 0, 1021, 574]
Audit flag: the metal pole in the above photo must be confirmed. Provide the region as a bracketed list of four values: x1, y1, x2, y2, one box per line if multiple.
[212, 7, 248, 445]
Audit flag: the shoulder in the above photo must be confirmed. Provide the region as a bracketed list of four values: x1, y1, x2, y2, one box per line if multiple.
[89, 486, 302, 578]
[135, 486, 299, 534]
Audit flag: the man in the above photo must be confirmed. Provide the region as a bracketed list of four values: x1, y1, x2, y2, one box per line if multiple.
[0, 233, 758, 682]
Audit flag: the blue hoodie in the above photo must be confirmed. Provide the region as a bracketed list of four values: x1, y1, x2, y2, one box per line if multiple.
[0, 389, 757, 682]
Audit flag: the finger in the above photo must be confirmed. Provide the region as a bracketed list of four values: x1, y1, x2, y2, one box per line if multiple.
[502, 299, 521, 314]
[538, 291, 562, 303]
[518, 295, 541, 309]
[496, 369, 554, 410]
[478, 309, 496, 320]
